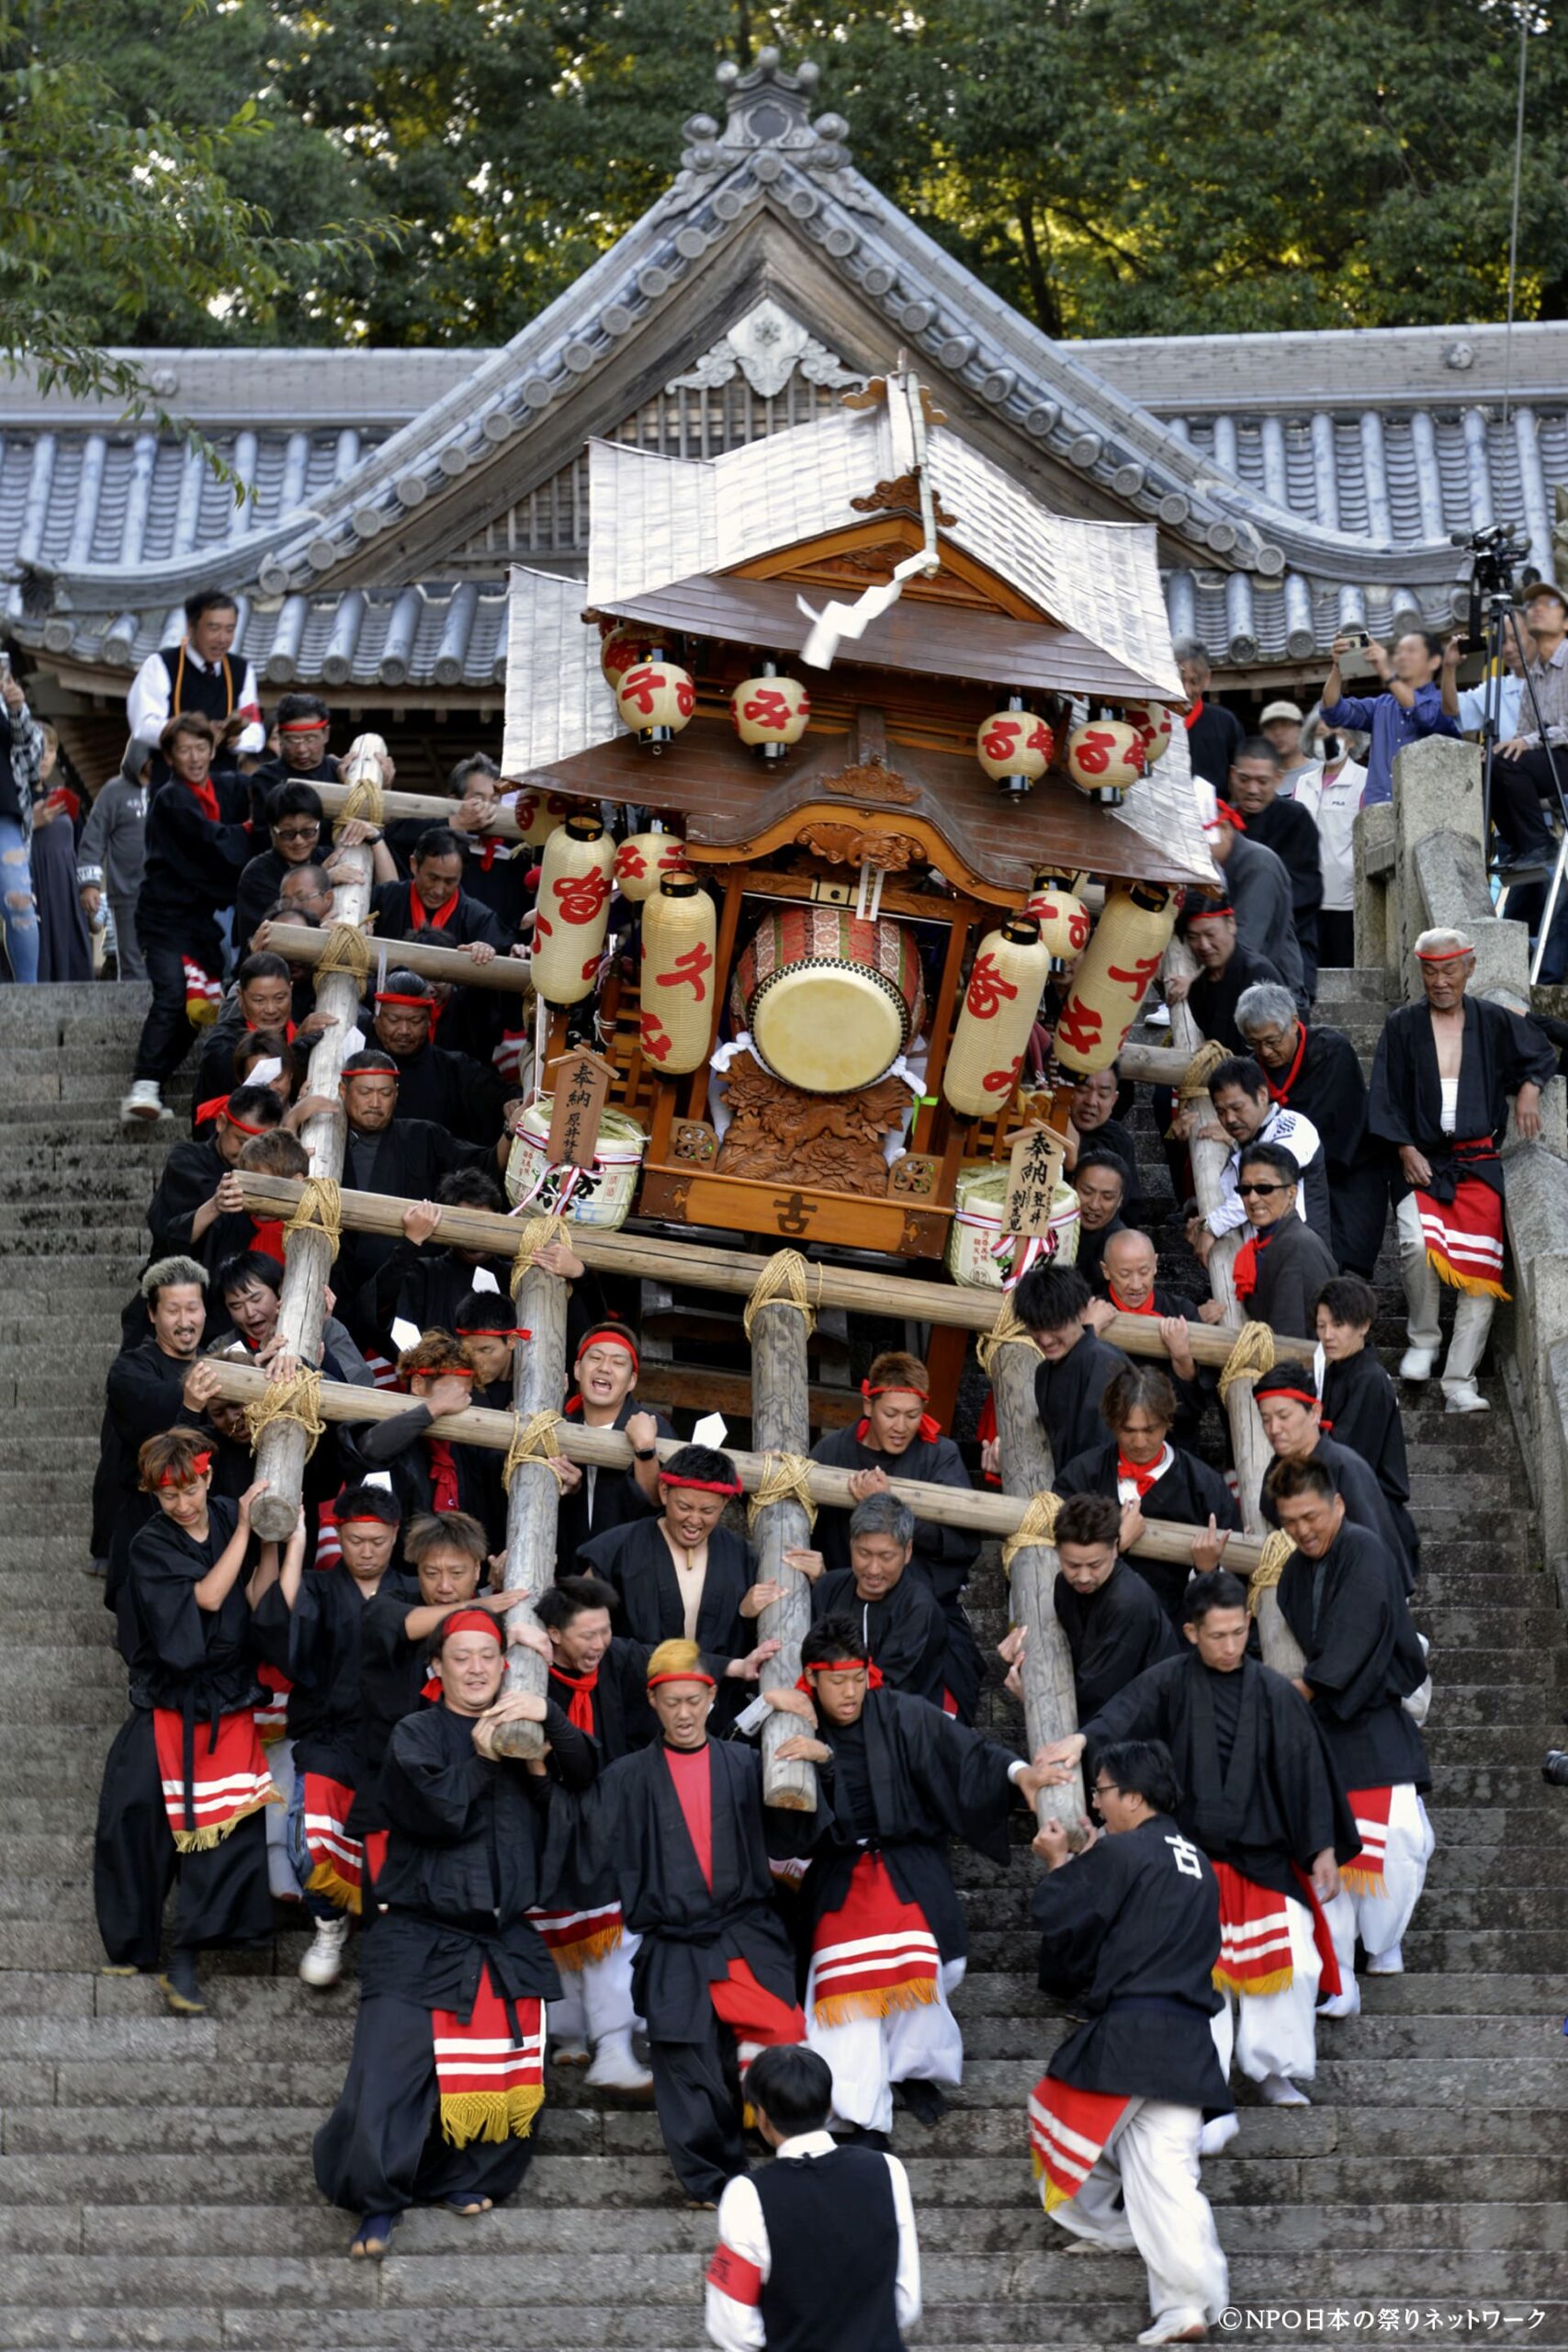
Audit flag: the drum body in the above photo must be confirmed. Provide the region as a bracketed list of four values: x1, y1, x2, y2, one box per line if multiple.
[730, 908, 926, 1094]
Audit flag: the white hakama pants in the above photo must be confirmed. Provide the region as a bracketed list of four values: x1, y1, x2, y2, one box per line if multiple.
[810, 1955, 965, 2136]
[1396, 1193, 1495, 1389]
[547, 1929, 642, 2047]
[1325, 1783, 1434, 1984]
[1050, 2098, 1231, 2329]
[1210, 1894, 1321, 2084]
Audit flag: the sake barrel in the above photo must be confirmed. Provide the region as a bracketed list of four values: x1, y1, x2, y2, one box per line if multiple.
[531, 813, 615, 1007]
[945, 1158, 1081, 1289]
[1053, 884, 1177, 1075]
[942, 918, 1051, 1117]
[505, 1102, 649, 1228]
[640, 870, 717, 1075]
[728, 907, 926, 1095]
[615, 830, 688, 904]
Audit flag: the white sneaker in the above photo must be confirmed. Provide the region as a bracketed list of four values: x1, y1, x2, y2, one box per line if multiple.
[1443, 1381, 1490, 1414]
[584, 2030, 654, 2095]
[1366, 1941, 1404, 1975]
[1258, 2073, 1310, 2106]
[1197, 2112, 1240, 2156]
[1137, 2310, 1210, 2345]
[299, 1914, 351, 1988]
[1145, 1004, 1172, 1031]
[1317, 1977, 1361, 2019]
[120, 1078, 172, 1124]
[1398, 1346, 1435, 1381]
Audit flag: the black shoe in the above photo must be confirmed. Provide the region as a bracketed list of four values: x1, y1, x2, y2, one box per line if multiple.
[896, 2078, 949, 2127]
[838, 2124, 892, 2150]
[1495, 853, 1554, 882]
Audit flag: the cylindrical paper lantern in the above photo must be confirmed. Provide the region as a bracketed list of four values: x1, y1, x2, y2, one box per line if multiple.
[615, 829, 688, 903]
[1021, 880, 1091, 965]
[531, 812, 616, 1006]
[1053, 885, 1176, 1075]
[976, 702, 1054, 791]
[639, 870, 717, 1075]
[599, 622, 658, 689]
[942, 917, 1052, 1117]
[731, 673, 810, 755]
[1066, 719, 1145, 802]
[1121, 699, 1173, 764]
[615, 652, 695, 748]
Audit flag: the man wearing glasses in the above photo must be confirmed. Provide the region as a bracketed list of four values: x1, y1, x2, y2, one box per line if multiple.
[1200, 1140, 1337, 1341]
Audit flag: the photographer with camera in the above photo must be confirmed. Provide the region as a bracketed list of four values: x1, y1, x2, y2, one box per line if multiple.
[1319, 630, 1460, 809]
[1468, 584, 1568, 889]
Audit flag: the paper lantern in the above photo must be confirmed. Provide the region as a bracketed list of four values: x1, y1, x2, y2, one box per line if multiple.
[599, 622, 658, 688]
[1022, 885, 1092, 966]
[531, 812, 616, 1007]
[508, 787, 577, 849]
[615, 654, 695, 749]
[976, 702, 1054, 792]
[1121, 700, 1173, 765]
[615, 829, 688, 904]
[640, 871, 717, 1075]
[942, 918, 1052, 1118]
[1066, 719, 1145, 802]
[731, 673, 810, 755]
[1053, 884, 1177, 1075]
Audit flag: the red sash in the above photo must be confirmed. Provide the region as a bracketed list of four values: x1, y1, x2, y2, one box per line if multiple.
[253, 1662, 289, 1743]
[153, 1708, 276, 1851]
[1341, 1784, 1393, 1897]
[363, 1827, 389, 1891]
[1263, 1024, 1308, 1106]
[1028, 2075, 1131, 2210]
[411, 890, 458, 934]
[1415, 1173, 1507, 1298]
[1232, 1226, 1275, 1300]
[1212, 1860, 1295, 1995]
[808, 1852, 940, 2027]
[526, 1900, 624, 1971]
[431, 1964, 545, 2144]
[301, 1770, 362, 1912]
[709, 1956, 806, 2075]
[427, 1437, 460, 1514]
[550, 1665, 598, 1736]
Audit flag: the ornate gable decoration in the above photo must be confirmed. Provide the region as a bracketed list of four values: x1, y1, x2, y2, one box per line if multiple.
[666, 298, 864, 401]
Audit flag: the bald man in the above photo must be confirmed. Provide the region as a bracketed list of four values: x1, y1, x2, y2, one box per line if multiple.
[1084, 1229, 1207, 1447]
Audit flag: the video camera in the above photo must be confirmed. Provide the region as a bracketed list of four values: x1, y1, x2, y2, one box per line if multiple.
[1451, 526, 1533, 654]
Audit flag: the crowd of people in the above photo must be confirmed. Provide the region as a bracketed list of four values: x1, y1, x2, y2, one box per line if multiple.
[49, 587, 1562, 2346]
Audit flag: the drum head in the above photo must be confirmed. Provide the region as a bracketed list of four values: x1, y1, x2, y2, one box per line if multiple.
[750, 964, 908, 1093]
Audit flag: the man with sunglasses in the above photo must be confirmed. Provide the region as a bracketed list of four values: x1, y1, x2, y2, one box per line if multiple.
[1199, 1141, 1337, 1341]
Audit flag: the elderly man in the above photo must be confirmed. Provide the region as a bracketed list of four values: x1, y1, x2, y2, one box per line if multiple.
[809, 1497, 951, 1713]
[1235, 981, 1388, 1278]
[1083, 1227, 1206, 1445]
[1175, 640, 1245, 787]
[1369, 928, 1554, 1411]
[1226, 739, 1323, 999]
[1258, 698, 1313, 788]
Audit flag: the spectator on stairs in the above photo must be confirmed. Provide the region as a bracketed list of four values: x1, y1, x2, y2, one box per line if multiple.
[78, 734, 155, 981]
[0, 655, 44, 984]
[1318, 628, 1459, 810]
[1368, 928, 1554, 1414]
[28, 724, 94, 983]
[1289, 719, 1371, 975]
[1258, 698, 1316, 795]
[1175, 640, 1245, 788]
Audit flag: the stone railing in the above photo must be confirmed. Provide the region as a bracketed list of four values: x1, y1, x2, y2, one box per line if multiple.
[1356, 736, 1568, 1592]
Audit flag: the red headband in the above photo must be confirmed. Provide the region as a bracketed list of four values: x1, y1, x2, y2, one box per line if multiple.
[861, 1379, 928, 1401]
[577, 1328, 640, 1371]
[336, 1513, 397, 1528]
[797, 1659, 884, 1691]
[436, 1608, 503, 1649]
[1255, 1385, 1320, 1408]
[463, 1327, 532, 1341]
[660, 1473, 743, 1497]
[647, 1668, 716, 1690]
[279, 718, 328, 734]
[376, 991, 436, 1008]
[222, 1114, 269, 1138]
[1416, 944, 1472, 963]
[159, 1452, 211, 1487]
[1187, 902, 1235, 921]
[418, 1364, 475, 1379]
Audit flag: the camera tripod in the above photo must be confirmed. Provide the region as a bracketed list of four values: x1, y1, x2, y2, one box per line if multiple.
[1464, 553, 1568, 978]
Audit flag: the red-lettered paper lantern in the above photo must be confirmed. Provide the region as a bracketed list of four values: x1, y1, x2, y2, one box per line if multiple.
[599, 622, 658, 688]
[731, 673, 810, 753]
[1121, 699, 1173, 765]
[639, 870, 717, 1076]
[942, 918, 1052, 1117]
[615, 829, 688, 904]
[1066, 719, 1145, 802]
[531, 812, 616, 1007]
[1053, 885, 1176, 1075]
[1022, 886, 1092, 966]
[615, 655, 696, 749]
[976, 706, 1054, 791]
[509, 787, 577, 849]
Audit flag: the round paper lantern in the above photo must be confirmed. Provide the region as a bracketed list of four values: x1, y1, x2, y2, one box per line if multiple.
[531, 812, 616, 1007]
[943, 917, 1052, 1118]
[508, 787, 577, 849]
[640, 871, 717, 1076]
[976, 702, 1054, 792]
[615, 653, 696, 749]
[1052, 884, 1177, 1076]
[599, 622, 658, 689]
[1022, 885, 1092, 966]
[615, 829, 688, 904]
[731, 673, 810, 755]
[1121, 699, 1173, 765]
[1066, 719, 1145, 802]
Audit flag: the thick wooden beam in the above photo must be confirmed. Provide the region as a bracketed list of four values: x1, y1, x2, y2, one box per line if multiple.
[1117, 1042, 1193, 1085]
[988, 1336, 1087, 1837]
[748, 1276, 818, 1813]
[489, 1254, 570, 1763]
[261, 921, 536, 999]
[313, 777, 529, 844]
[231, 1173, 1315, 1363]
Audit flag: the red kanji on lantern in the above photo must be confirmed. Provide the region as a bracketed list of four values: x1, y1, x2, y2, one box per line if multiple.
[965, 953, 1020, 1020]
[1055, 1000, 1105, 1057]
[657, 943, 713, 1001]
[980, 718, 1023, 763]
[982, 1056, 1023, 1095]
[514, 794, 537, 830]
[615, 842, 648, 880]
[619, 664, 692, 718]
[1107, 954, 1162, 1001]
[1025, 720, 1053, 758]
[640, 1012, 673, 1062]
[1067, 906, 1091, 951]
[555, 870, 610, 924]
[741, 686, 800, 731]
[1071, 728, 1119, 775]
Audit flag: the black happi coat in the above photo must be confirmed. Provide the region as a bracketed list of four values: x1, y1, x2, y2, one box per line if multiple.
[573, 1737, 817, 2041]
[1034, 1812, 1231, 2111]
[1085, 1281, 1209, 1443]
[126, 1496, 259, 1719]
[1034, 1331, 1132, 1465]
[1054, 1440, 1242, 1623]
[366, 1698, 593, 2018]
[811, 1423, 982, 1605]
[335, 1116, 496, 1340]
[1322, 1350, 1420, 1579]
[369, 879, 513, 953]
[367, 1035, 509, 1146]
[343, 1401, 507, 1555]
[547, 1636, 655, 1768]
[1278, 1521, 1430, 1792]
[347, 1575, 431, 1837]
[1245, 795, 1323, 924]
[1074, 1215, 1127, 1291]
[252, 1566, 381, 1784]
[1053, 1561, 1183, 1718]
[1242, 1213, 1339, 1344]
[1370, 995, 1556, 1205]
[578, 1517, 756, 1664]
[1189, 942, 1287, 1055]
[812, 1568, 949, 1710]
[1083, 1650, 1359, 1899]
[137, 771, 252, 942]
[102, 1343, 206, 1615]
[1262, 1022, 1389, 1276]
[1260, 1432, 1416, 1596]
[802, 1689, 1021, 1965]
[557, 1397, 676, 1573]
[144, 1136, 227, 1261]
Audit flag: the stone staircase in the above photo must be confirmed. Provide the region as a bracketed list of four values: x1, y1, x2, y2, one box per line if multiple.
[1, 975, 1566, 2348]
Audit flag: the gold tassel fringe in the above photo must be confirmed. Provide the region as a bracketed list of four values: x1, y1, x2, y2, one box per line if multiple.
[549, 1924, 624, 1973]
[169, 1789, 276, 1854]
[1427, 1247, 1509, 1301]
[812, 1977, 940, 2030]
[306, 1858, 364, 1917]
[1337, 1862, 1388, 1897]
[438, 2084, 545, 2148]
[1212, 1962, 1293, 1997]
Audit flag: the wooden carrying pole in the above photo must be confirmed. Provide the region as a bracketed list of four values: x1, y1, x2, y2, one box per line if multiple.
[205, 1361, 1272, 1577]
[1162, 942, 1305, 1674]
[247, 735, 381, 1543]
[261, 922, 536, 999]
[489, 1232, 571, 1762]
[312, 778, 529, 844]
[231, 1174, 1315, 1365]
[986, 1329, 1087, 1837]
[746, 1259, 818, 1812]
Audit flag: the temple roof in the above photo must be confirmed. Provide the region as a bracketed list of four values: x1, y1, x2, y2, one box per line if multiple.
[2, 48, 1563, 703]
